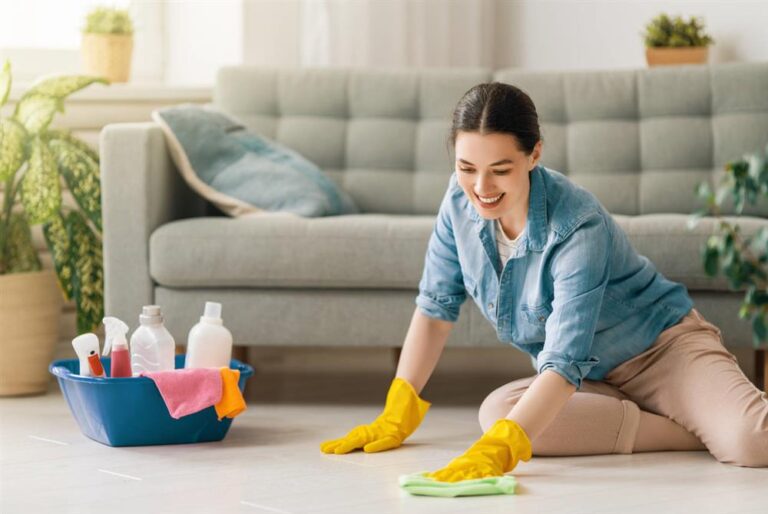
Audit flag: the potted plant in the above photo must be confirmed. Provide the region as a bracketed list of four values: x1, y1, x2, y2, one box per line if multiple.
[643, 14, 713, 67]
[0, 61, 107, 395]
[81, 6, 134, 83]
[691, 145, 768, 388]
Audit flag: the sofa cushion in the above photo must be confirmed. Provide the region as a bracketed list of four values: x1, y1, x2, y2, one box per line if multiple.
[152, 105, 358, 217]
[150, 213, 433, 289]
[150, 212, 765, 292]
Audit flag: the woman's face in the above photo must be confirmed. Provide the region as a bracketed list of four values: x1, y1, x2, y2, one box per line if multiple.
[454, 131, 542, 221]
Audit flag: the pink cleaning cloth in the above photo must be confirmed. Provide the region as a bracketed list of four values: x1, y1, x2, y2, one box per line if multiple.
[142, 368, 223, 419]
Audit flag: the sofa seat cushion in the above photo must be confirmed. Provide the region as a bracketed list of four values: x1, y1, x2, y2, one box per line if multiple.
[149, 212, 766, 291]
[150, 212, 433, 289]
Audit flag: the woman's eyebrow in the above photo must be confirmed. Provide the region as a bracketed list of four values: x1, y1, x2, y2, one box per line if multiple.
[458, 158, 513, 166]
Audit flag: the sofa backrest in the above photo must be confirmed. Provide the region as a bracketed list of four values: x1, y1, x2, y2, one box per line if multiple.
[214, 63, 768, 216]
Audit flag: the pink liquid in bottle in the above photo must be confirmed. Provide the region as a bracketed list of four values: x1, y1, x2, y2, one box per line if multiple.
[110, 346, 132, 378]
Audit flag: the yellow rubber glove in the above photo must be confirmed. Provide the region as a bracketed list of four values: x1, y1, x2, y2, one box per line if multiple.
[426, 418, 532, 482]
[320, 377, 431, 454]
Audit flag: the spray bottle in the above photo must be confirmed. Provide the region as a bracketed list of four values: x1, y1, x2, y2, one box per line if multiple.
[102, 317, 132, 378]
[72, 333, 101, 377]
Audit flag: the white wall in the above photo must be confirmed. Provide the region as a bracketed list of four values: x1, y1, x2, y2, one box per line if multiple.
[242, 0, 302, 68]
[494, 0, 768, 70]
[162, 0, 768, 84]
[165, 0, 244, 85]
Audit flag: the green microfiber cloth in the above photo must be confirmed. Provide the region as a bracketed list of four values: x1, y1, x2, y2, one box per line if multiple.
[398, 472, 518, 497]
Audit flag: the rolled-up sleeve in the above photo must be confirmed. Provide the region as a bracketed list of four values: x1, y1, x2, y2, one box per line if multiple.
[536, 213, 611, 390]
[415, 176, 466, 322]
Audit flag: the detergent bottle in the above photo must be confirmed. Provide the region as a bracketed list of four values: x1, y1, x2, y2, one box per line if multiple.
[102, 317, 132, 378]
[184, 302, 233, 369]
[130, 305, 176, 376]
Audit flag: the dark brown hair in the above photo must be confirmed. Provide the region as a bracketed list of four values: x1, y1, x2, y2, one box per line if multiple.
[449, 82, 541, 154]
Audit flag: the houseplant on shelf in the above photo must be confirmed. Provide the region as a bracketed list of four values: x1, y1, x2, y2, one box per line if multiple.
[81, 6, 134, 83]
[643, 13, 713, 67]
[691, 144, 768, 386]
[0, 60, 107, 395]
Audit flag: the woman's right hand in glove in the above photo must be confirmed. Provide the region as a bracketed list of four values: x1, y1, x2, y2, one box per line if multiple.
[319, 376, 431, 454]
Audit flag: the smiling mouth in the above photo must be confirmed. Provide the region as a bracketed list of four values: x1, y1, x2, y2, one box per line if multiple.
[474, 191, 505, 208]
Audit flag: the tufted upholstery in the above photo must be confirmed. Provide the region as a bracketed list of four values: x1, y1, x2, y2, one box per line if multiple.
[215, 63, 768, 217]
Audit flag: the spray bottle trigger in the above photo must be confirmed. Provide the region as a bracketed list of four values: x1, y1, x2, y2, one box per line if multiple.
[102, 316, 130, 357]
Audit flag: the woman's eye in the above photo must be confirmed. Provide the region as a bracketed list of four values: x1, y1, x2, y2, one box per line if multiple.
[458, 167, 510, 174]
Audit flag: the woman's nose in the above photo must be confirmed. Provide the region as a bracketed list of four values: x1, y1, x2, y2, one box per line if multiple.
[475, 174, 493, 194]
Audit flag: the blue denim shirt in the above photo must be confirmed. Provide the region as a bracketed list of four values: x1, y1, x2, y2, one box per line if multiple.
[415, 165, 693, 390]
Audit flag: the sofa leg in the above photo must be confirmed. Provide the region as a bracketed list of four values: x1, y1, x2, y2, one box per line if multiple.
[392, 347, 402, 371]
[756, 349, 767, 393]
[232, 345, 249, 365]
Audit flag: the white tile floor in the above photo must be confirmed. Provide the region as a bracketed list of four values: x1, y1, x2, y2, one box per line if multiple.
[2, 374, 767, 514]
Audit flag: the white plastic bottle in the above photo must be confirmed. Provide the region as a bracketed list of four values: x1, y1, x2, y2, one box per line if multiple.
[184, 302, 233, 369]
[130, 305, 176, 376]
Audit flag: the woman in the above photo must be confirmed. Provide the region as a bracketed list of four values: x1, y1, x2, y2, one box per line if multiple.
[320, 83, 768, 480]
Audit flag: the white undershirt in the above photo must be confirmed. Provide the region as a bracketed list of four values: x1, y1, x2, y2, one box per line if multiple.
[496, 219, 525, 265]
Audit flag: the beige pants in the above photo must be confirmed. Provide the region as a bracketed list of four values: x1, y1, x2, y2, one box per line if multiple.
[478, 308, 768, 467]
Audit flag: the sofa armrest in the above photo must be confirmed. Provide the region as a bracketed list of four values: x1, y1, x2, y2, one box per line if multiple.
[100, 122, 205, 323]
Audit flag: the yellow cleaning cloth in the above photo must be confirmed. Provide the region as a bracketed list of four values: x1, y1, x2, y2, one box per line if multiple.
[215, 368, 246, 420]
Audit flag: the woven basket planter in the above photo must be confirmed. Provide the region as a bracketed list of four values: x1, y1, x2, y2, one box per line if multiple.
[0, 270, 62, 396]
[81, 33, 133, 83]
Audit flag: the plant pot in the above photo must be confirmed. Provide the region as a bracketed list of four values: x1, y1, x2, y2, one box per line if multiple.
[81, 33, 133, 83]
[646, 47, 709, 67]
[0, 270, 63, 396]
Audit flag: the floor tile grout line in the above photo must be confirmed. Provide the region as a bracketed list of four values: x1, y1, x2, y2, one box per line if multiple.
[28, 435, 69, 446]
[97, 469, 143, 481]
[240, 500, 294, 513]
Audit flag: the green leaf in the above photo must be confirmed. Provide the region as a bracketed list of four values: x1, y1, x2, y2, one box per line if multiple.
[739, 302, 751, 319]
[748, 227, 768, 256]
[13, 93, 63, 134]
[84, 8, 134, 35]
[20, 137, 61, 225]
[752, 313, 767, 344]
[5, 212, 42, 273]
[694, 181, 711, 198]
[0, 60, 11, 108]
[0, 118, 28, 182]
[748, 153, 765, 181]
[26, 75, 108, 99]
[703, 244, 720, 277]
[687, 209, 707, 230]
[42, 211, 74, 301]
[45, 129, 98, 161]
[48, 136, 102, 231]
[67, 211, 103, 334]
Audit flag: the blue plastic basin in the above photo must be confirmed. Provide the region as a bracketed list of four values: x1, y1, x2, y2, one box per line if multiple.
[49, 355, 253, 447]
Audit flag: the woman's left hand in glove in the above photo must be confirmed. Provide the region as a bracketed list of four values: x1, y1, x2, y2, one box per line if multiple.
[425, 418, 533, 482]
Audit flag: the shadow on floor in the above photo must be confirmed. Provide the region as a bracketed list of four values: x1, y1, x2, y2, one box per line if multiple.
[245, 369, 521, 406]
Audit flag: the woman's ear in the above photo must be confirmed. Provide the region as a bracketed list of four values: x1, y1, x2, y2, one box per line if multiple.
[529, 140, 543, 170]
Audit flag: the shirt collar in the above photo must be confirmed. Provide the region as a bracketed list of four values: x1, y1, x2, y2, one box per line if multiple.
[468, 165, 548, 252]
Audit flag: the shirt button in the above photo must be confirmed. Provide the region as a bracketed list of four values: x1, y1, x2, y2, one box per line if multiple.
[488, 302, 494, 309]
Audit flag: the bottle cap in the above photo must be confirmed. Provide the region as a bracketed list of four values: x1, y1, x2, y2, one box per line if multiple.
[102, 316, 130, 356]
[140, 305, 164, 325]
[201, 301, 223, 325]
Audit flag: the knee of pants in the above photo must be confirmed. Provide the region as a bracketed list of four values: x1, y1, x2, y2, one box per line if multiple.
[478, 388, 520, 433]
[717, 423, 768, 468]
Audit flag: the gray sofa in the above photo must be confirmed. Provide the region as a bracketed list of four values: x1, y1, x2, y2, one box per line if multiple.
[101, 63, 768, 375]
